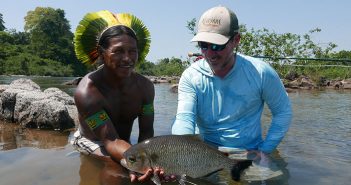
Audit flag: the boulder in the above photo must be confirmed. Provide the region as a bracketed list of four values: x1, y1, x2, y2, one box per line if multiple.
[146, 76, 180, 84]
[286, 76, 316, 89]
[0, 78, 77, 130]
[341, 79, 351, 89]
[0, 84, 9, 93]
[170, 84, 178, 93]
[62, 77, 82, 86]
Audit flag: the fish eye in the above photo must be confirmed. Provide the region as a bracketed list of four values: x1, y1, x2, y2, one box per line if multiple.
[128, 156, 136, 163]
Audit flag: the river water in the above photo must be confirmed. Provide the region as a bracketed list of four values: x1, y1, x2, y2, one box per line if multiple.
[0, 76, 350, 185]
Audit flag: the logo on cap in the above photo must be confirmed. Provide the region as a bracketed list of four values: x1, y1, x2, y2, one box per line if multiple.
[202, 18, 221, 27]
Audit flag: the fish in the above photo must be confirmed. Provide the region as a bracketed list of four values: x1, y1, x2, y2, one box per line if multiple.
[120, 135, 252, 185]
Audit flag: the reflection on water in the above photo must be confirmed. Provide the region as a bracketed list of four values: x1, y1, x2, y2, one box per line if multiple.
[130, 83, 178, 144]
[276, 90, 351, 185]
[1, 76, 351, 185]
[0, 145, 80, 185]
[0, 121, 69, 150]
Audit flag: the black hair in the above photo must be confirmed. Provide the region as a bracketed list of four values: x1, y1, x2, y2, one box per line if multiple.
[98, 25, 138, 49]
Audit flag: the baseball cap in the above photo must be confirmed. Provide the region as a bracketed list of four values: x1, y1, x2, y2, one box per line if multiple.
[191, 6, 239, 45]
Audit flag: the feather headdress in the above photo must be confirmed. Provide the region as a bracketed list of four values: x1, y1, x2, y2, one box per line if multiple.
[74, 10, 151, 66]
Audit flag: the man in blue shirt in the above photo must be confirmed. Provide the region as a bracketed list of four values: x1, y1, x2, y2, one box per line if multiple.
[172, 5, 292, 156]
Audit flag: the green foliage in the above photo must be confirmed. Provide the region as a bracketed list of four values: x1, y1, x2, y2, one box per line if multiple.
[0, 13, 5, 31]
[329, 50, 351, 65]
[2, 53, 74, 76]
[0, 35, 29, 74]
[0, 31, 13, 43]
[285, 58, 351, 81]
[186, 18, 197, 36]
[238, 27, 338, 60]
[153, 57, 187, 76]
[6, 30, 30, 45]
[136, 60, 156, 76]
[0, 7, 88, 77]
[24, 7, 76, 64]
[137, 58, 188, 77]
[239, 27, 349, 80]
[234, 26, 350, 80]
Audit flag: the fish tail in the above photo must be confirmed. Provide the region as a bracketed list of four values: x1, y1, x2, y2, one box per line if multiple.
[231, 160, 252, 181]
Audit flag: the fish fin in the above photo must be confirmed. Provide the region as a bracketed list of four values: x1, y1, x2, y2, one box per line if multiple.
[201, 169, 222, 178]
[151, 172, 162, 185]
[182, 134, 203, 142]
[231, 160, 252, 181]
[179, 175, 199, 185]
[178, 174, 187, 185]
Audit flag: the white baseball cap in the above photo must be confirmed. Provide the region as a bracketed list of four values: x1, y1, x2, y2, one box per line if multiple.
[191, 6, 239, 45]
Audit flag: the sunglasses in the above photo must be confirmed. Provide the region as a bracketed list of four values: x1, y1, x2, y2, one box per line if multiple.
[198, 42, 227, 51]
[198, 35, 235, 52]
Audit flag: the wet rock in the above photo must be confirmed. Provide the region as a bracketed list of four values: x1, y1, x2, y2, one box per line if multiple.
[0, 84, 9, 93]
[341, 79, 351, 89]
[9, 78, 41, 91]
[62, 77, 82, 86]
[0, 78, 76, 130]
[285, 76, 316, 89]
[285, 79, 300, 89]
[285, 88, 297, 93]
[285, 71, 299, 81]
[146, 76, 180, 84]
[325, 80, 344, 89]
[170, 84, 178, 93]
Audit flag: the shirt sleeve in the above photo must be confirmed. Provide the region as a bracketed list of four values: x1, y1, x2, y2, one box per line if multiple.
[259, 65, 293, 153]
[172, 70, 197, 135]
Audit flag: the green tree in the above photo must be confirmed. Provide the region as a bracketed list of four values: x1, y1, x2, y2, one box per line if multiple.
[0, 8, 87, 77]
[330, 50, 351, 65]
[0, 13, 5, 31]
[3, 29, 30, 45]
[136, 60, 156, 76]
[3, 52, 74, 76]
[24, 7, 73, 62]
[24, 7, 87, 76]
[153, 57, 187, 76]
[186, 18, 196, 36]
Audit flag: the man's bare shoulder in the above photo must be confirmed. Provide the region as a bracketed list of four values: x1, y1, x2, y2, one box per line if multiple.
[75, 73, 99, 97]
[134, 73, 153, 91]
[74, 72, 105, 115]
[134, 73, 155, 101]
[134, 73, 153, 85]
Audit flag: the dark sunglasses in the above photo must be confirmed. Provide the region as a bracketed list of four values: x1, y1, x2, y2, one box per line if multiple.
[198, 42, 226, 51]
[198, 35, 235, 52]
[198, 34, 236, 51]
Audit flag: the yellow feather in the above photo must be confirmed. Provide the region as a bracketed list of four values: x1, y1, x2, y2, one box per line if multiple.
[115, 13, 133, 27]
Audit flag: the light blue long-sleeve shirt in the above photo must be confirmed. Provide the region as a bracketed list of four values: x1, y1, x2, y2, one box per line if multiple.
[172, 53, 292, 153]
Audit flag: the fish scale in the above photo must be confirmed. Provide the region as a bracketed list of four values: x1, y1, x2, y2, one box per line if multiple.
[122, 135, 250, 179]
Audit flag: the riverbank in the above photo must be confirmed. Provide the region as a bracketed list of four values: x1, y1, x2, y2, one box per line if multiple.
[3, 75, 351, 96]
[144, 75, 351, 93]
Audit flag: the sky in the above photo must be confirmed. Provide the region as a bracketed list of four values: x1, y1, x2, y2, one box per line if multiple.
[1, 0, 350, 63]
